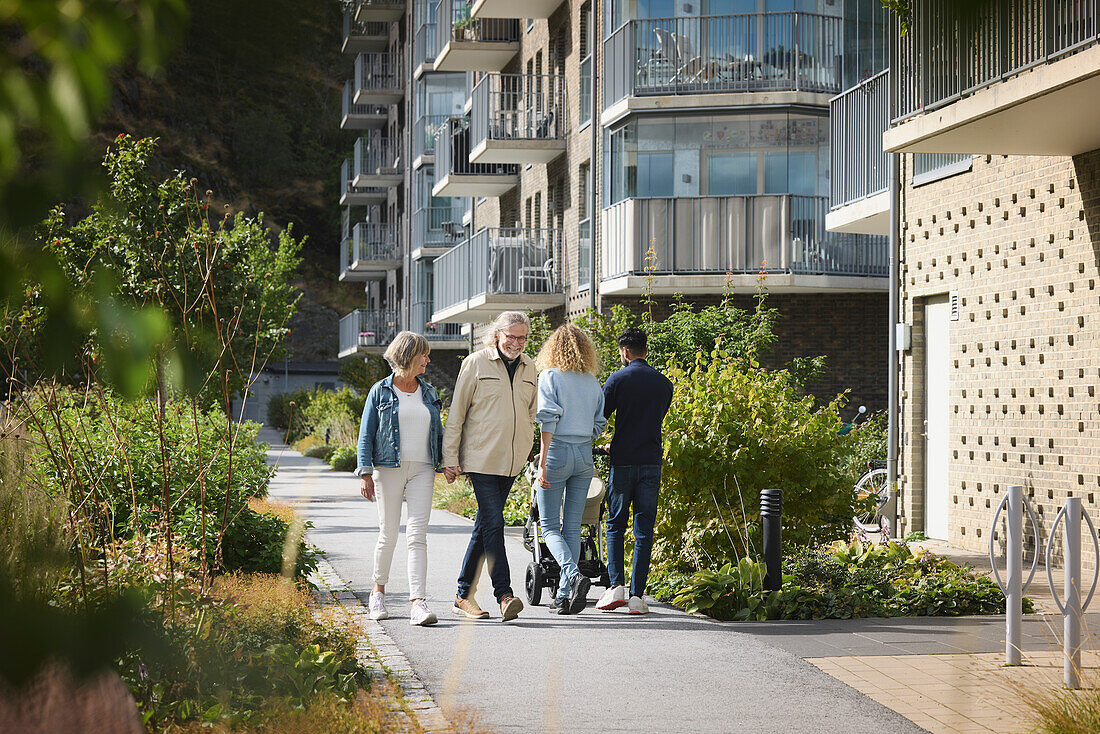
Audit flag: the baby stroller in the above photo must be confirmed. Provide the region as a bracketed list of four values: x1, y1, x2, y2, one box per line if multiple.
[521, 449, 611, 606]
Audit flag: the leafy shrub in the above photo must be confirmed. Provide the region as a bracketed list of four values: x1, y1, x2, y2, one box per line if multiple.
[432, 475, 528, 526]
[304, 444, 336, 462]
[328, 446, 357, 473]
[672, 541, 1023, 621]
[651, 349, 855, 588]
[301, 388, 363, 447]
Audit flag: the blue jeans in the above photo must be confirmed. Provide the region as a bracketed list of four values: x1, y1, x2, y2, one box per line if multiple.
[536, 439, 593, 601]
[457, 473, 515, 603]
[606, 465, 661, 597]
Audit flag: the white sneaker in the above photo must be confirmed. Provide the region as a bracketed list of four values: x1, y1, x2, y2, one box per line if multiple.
[409, 600, 438, 627]
[369, 591, 389, 621]
[596, 585, 628, 611]
[628, 595, 649, 615]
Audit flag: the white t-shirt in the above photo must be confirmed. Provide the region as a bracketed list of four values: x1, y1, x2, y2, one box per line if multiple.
[396, 383, 432, 465]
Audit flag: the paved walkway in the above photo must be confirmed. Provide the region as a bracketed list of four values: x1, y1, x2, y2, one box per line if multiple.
[261, 431, 1100, 734]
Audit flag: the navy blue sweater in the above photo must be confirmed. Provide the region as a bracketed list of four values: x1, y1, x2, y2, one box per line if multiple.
[602, 359, 674, 466]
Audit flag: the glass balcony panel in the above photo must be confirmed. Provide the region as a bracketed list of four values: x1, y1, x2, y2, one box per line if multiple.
[339, 308, 400, 358]
[469, 73, 566, 164]
[433, 117, 519, 197]
[433, 0, 520, 72]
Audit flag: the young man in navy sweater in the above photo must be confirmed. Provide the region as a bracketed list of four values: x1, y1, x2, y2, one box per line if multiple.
[596, 328, 673, 614]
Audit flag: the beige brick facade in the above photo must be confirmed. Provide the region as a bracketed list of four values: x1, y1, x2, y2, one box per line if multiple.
[898, 150, 1100, 557]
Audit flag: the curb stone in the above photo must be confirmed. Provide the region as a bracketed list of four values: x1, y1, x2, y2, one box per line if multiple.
[312, 558, 453, 733]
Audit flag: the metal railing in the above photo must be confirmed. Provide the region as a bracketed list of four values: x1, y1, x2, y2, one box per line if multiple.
[414, 204, 467, 250]
[604, 12, 841, 108]
[340, 158, 388, 202]
[414, 113, 450, 159]
[578, 217, 592, 287]
[829, 69, 889, 210]
[355, 52, 404, 95]
[434, 227, 563, 313]
[411, 300, 464, 340]
[343, 80, 389, 123]
[353, 135, 402, 179]
[343, 222, 403, 270]
[339, 309, 400, 354]
[434, 117, 519, 186]
[892, 0, 1099, 124]
[433, 0, 520, 60]
[470, 73, 564, 147]
[912, 152, 972, 181]
[415, 21, 437, 68]
[343, 9, 388, 50]
[601, 195, 887, 279]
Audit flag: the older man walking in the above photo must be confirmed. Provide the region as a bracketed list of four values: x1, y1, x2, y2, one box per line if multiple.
[443, 311, 537, 621]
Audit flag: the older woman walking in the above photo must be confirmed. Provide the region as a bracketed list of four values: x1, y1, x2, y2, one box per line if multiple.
[356, 331, 444, 626]
[535, 324, 606, 615]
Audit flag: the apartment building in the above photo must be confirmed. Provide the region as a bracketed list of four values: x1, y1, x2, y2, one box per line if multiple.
[338, 0, 892, 407]
[827, 0, 1100, 548]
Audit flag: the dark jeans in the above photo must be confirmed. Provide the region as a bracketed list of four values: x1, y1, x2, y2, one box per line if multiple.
[456, 472, 515, 603]
[606, 464, 661, 598]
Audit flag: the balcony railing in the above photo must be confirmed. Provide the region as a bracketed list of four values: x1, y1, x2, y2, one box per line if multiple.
[353, 136, 403, 186]
[434, 227, 563, 314]
[414, 204, 467, 251]
[414, 113, 450, 160]
[601, 195, 887, 280]
[604, 12, 842, 109]
[340, 158, 388, 205]
[433, 0, 520, 70]
[433, 117, 519, 195]
[342, 9, 389, 53]
[342, 222, 403, 274]
[829, 69, 889, 211]
[339, 309, 400, 357]
[354, 52, 404, 104]
[892, 0, 1100, 125]
[470, 73, 564, 152]
[342, 80, 389, 129]
[412, 301, 465, 341]
[415, 21, 437, 70]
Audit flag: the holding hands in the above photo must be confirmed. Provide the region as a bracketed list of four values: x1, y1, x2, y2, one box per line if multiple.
[443, 465, 462, 484]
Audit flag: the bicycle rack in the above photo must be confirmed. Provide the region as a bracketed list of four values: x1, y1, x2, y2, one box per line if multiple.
[988, 485, 1040, 665]
[1044, 497, 1100, 689]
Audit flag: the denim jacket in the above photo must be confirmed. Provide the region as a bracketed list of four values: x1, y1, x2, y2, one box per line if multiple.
[355, 374, 444, 475]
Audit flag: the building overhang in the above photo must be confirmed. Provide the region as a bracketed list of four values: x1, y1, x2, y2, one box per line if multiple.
[338, 344, 388, 358]
[431, 293, 565, 323]
[599, 273, 888, 296]
[601, 91, 834, 127]
[353, 88, 404, 106]
[339, 260, 402, 282]
[422, 338, 469, 351]
[884, 44, 1100, 155]
[355, 3, 403, 23]
[340, 190, 388, 206]
[825, 191, 891, 236]
[342, 34, 389, 54]
[411, 245, 454, 260]
[470, 0, 563, 18]
[432, 173, 518, 197]
[352, 171, 403, 188]
[469, 139, 566, 165]
[433, 41, 520, 73]
[341, 112, 389, 131]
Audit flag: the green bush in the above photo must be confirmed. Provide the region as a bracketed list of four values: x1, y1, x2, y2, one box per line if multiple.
[301, 387, 363, 447]
[328, 446, 357, 473]
[304, 444, 336, 462]
[672, 541, 1023, 621]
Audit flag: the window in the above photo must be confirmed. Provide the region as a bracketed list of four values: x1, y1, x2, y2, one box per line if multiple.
[578, 162, 592, 289]
[706, 152, 756, 195]
[580, 3, 594, 127]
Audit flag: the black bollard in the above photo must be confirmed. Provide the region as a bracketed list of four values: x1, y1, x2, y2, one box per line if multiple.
[760, 488, 783, 592]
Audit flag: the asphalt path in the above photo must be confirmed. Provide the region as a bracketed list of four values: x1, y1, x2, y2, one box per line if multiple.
[263, 431, 927, 734]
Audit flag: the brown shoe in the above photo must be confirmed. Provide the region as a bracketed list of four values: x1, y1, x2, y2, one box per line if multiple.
[452, 595, 490, 619]
[499, 595, 523, 622]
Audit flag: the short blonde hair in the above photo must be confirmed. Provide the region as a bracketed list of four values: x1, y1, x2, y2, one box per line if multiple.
[383, 331, 430, 376]
[536, 323, 599, 374]
[484, 311, 530, 348]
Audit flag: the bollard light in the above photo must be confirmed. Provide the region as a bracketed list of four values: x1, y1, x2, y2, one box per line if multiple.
[760, 488, 783, 592]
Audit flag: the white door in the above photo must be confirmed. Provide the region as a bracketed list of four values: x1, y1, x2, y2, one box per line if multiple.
[924, 296, 951, 540]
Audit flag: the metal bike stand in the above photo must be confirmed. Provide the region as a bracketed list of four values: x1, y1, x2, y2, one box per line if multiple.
[989, 485, 1040, 665]
[1044, 497, 1100, 689]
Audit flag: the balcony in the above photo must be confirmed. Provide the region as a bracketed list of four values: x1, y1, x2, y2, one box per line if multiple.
[342, 10, 389, 53]
[341, 222, 404, 282]
[469, 0, 563, 19]
[469, 73, 566, 164]
[354, 0, 404, 23]
[885, 0, 1100, 155]
[339, 309, 400, 358]
[340, 158, 388, 206]
[431, 227, 564, 322]
[826, 70, 890, 236]
[354, 52, 404, 105]
[342, 81, 389, 130]
[432, 117, 518, 197]
[414, 21, 437, 75]
[600, 195, 887, 295]
[413, 204, 467, 258]
[353, 136, 403, 188]
[432, 0, 520, 72]
[413, 113, 450, 165]
[603, 12, 841, 122]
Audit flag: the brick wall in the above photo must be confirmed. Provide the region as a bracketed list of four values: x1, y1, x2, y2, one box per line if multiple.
[898, 150, 1100, 558]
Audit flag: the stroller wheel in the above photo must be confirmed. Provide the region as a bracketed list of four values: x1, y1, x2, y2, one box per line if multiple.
[525, 562, 545, 606]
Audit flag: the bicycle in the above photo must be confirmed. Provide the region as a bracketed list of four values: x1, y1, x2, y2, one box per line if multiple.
[853, 459, 891, 544]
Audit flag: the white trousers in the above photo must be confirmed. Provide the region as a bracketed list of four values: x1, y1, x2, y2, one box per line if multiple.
[372, 461, 435, 600]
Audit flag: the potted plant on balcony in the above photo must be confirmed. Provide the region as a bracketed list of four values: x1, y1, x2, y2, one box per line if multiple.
[453, 3, 476, 40]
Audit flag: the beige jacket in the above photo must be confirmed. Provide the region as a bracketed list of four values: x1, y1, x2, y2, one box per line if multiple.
[442, 346, 538, 477]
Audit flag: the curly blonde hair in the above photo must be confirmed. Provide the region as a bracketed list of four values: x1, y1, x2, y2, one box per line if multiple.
[536, 323, 599, 374]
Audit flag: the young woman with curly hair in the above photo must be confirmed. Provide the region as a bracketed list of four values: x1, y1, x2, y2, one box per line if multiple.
[534, 323, 607, 615]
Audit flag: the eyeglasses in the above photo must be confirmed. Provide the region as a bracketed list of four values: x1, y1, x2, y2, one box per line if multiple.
[501, 334, 528, 344]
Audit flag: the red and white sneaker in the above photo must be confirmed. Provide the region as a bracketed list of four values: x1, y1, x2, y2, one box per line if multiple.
[596, 585, 628, 611]
[627, 596, 649, 615]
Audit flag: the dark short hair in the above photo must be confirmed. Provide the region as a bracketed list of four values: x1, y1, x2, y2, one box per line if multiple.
[617, 327, 648, 355]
